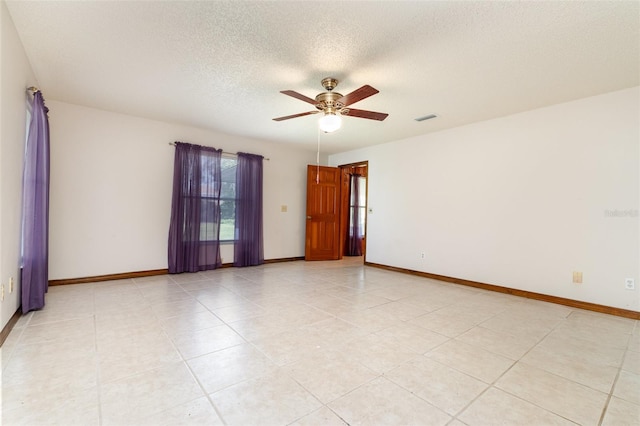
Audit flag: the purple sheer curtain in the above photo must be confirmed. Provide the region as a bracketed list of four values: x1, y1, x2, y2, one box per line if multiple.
[346, 173, 363, 256]
[168, 142, 223, 273]
[234, 152, 264, 266]
[21, 91, 51, 313]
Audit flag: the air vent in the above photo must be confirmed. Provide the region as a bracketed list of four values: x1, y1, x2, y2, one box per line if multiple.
[415, 114, 438, 122]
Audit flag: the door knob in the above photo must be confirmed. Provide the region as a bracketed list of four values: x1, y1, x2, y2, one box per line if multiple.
[307, 216, 312, 220]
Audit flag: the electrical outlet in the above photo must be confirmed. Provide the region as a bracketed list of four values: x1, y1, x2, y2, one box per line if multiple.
[420, 252, 425, 259]
[9, 277, 13, 293]
[625, 278, 635, 290]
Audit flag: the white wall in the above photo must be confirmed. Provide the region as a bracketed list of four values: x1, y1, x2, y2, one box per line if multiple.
[330, 87, 639, 312]
[48, 100, 320, 280]
[0, 0, 38, 329]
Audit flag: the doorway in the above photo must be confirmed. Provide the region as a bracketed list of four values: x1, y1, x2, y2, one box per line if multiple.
[303, 163, 368, 262]
[339, 162, 368, 261]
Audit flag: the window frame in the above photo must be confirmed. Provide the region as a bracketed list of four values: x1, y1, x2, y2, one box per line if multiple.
[218, 154, 237, 243]
[348, 176, 367, 238]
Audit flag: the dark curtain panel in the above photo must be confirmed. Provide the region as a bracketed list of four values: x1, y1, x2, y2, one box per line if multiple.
[21, 92, 51, 313]
[346, 173, 363, 256]
[234, 152, 264, 267]
[168, 142, 223, 273]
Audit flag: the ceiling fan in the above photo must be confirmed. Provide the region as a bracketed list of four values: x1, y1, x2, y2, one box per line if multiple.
[273, 77, 389, 132]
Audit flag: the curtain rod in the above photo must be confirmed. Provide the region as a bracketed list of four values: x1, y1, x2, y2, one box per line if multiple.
[168, 142, 269, 160]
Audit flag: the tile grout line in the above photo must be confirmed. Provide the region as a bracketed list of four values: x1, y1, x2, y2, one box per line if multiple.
[596, 321, 637, 426]
[446, 307, 580, 424]
[146, 281, 232, 426]
[181, 356, 231, 426]
[0, 312, 31, 371]
[171, 277, 259, 426]
[94, 309, 104, 426]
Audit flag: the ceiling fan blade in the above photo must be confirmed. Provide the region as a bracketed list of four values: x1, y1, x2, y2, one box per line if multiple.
[337, 85, 379, 106]
[344, 108, 388, 121]
[280, 90, 318, 105]
[272, 111, 318, 121]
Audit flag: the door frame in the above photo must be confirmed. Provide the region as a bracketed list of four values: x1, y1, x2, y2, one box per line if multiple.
[339, 161, 368, 261]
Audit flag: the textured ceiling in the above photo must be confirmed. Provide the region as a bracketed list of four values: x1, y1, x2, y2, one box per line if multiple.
[6, 1, 639, 154]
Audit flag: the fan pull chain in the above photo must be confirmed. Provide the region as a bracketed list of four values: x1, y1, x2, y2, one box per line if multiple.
[316, 128, 320, 184]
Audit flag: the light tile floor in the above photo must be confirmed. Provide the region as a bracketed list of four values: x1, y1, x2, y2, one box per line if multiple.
[1, 259, 638, 425]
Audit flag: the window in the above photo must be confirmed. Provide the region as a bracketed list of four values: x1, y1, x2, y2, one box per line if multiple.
[20, 105, 32, 264]
[349, 176, 366, 237]
[168, 143, 263, 273]
[219, 155, 237, 241]
[194, 154, 237, 242]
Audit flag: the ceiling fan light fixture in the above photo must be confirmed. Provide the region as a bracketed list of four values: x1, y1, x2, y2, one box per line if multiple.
[319, 112, 342, 133]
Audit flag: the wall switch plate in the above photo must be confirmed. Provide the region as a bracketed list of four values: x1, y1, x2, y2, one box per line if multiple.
[625, 278, 635, 290]
[9, 277, 13, 293]
[281, 205, 287, 212]
[572, 271, 583, 284]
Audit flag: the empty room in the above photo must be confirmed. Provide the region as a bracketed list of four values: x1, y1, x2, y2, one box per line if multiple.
[1, 1, 638, 425]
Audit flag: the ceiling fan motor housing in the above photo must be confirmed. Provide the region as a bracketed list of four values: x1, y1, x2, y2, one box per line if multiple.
[315, 91, 345, 114]
[316, 78, 345, 113]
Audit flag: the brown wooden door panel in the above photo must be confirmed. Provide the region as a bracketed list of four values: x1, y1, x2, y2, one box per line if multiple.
[305, 165, 341, 261]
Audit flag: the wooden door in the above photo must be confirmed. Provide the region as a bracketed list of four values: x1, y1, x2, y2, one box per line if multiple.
[305, 165, 342, 261]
